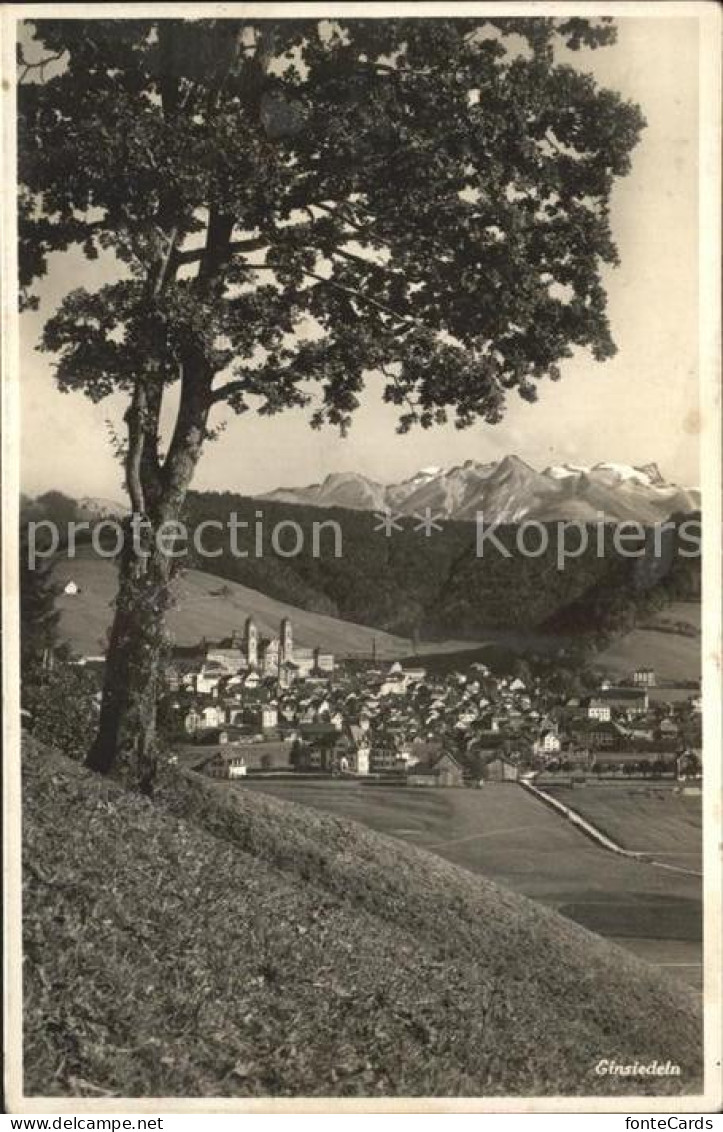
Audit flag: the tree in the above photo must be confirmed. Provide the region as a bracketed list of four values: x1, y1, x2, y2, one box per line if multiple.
[20, 531, 61, 685]
[19, 17, 644, 790]
[22, 490, 78, 528]
[289, 739, 305, 771]
[676, 750, 701, 780]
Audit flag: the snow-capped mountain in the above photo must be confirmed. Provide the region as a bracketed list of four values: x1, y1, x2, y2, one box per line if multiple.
[261, 458, 700, 524]
[261, 471, 389, 513]
[544, 462, 666, 488]
[76, 496, 128, 519]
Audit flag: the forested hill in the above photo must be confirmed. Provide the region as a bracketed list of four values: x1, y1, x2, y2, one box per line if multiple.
[179, 491, 700, 643]
[23, 488, 700, 644]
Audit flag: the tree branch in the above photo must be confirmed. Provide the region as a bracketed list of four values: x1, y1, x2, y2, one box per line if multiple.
[175, 235, 269, 266]
[151, 227, 180, 296]
[160, 352, 214, 505]
[19, 51, 66, 83]
[332, 247, 397, 278]
[176, 209, 380, 272]
[306, 271, 418, 330]
[313, 202, 374, 236]
[210, 379, 248, 404]
[124, 384, 149, 516]
[354, 60, 432, 78]
[380, 363, 420, 422]
[124, 374, 165, 520]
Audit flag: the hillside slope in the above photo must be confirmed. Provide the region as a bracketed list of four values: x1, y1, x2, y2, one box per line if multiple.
[53, 554, 417, 660]
[596, 601, 701, 682]
[23, 738, 701, 1098]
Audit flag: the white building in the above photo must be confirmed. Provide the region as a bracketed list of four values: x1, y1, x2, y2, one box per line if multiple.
[199, 751, 247, 779]
[533, 730, 561, 756]
[587, 699, 612, 722]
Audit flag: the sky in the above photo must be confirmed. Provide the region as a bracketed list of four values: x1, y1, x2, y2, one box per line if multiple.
[19, 16, 700, 502]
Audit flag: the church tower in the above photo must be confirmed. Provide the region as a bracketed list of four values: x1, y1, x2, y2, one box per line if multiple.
[280, 617, 293, 665]
[244, 616, 258, 667]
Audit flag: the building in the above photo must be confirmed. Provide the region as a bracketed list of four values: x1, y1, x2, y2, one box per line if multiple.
[407, 751, 464, 788]
[293, 647, 316, 679]
[533, 730, 561, 757]
[172, 617, 333, 691]
[241, 740, 295, 770]
[570, 719, 622, 750]
[562, 747, 595, 771]
[379, 663, 407, 697]
[599, 687, 649, 714]
[369, 744, 402, 773]
[232, 703, 279, 731]
[314, 650, 335, 674]
[482, 755, 519, 782]
[633, 666, 656, 688]
[205, 617, 258, 673]
[585, 698, 612, 722]
[293, 723, 370, 775]
[335, 726, 371, 776]
[197, 750, 248, 779]
[184, 703, 224, 733]
[255, 617, 294, 682]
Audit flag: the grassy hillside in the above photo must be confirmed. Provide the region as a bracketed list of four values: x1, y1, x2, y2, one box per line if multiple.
[23, 737, 701, 1098]
[596, 602, 701, 683]
[53, 553, 423, 660]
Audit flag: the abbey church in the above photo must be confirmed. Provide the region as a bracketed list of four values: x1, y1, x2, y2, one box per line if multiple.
[188, 616, 334, 687]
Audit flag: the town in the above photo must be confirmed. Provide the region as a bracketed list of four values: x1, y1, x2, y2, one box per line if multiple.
[154, 616, 703, 788]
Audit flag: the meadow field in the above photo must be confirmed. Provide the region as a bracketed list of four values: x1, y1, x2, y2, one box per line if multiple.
[542, 782, 702, 871]
[240, 778, 703, 990]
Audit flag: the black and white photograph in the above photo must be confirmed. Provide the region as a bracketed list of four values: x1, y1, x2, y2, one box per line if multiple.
[3, 1, 721, 1113]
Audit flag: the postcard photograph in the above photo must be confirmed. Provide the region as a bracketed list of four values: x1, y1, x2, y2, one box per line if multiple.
[3, 1, 721, 1112]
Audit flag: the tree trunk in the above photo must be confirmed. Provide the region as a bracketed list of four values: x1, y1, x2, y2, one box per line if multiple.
[86, 523, 175, 794]
[87, 352, 212, 792]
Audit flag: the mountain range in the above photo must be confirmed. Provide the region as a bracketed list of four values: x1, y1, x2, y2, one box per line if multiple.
[34, 457, 700, 529]
[262, 457, 700, 525]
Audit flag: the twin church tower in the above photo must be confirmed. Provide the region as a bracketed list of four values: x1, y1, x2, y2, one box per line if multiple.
[204, 613, 333, 682]
[227, 616, 293, 676]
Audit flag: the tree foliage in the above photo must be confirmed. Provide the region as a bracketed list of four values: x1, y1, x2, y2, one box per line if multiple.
[20, 17, 644, 436]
